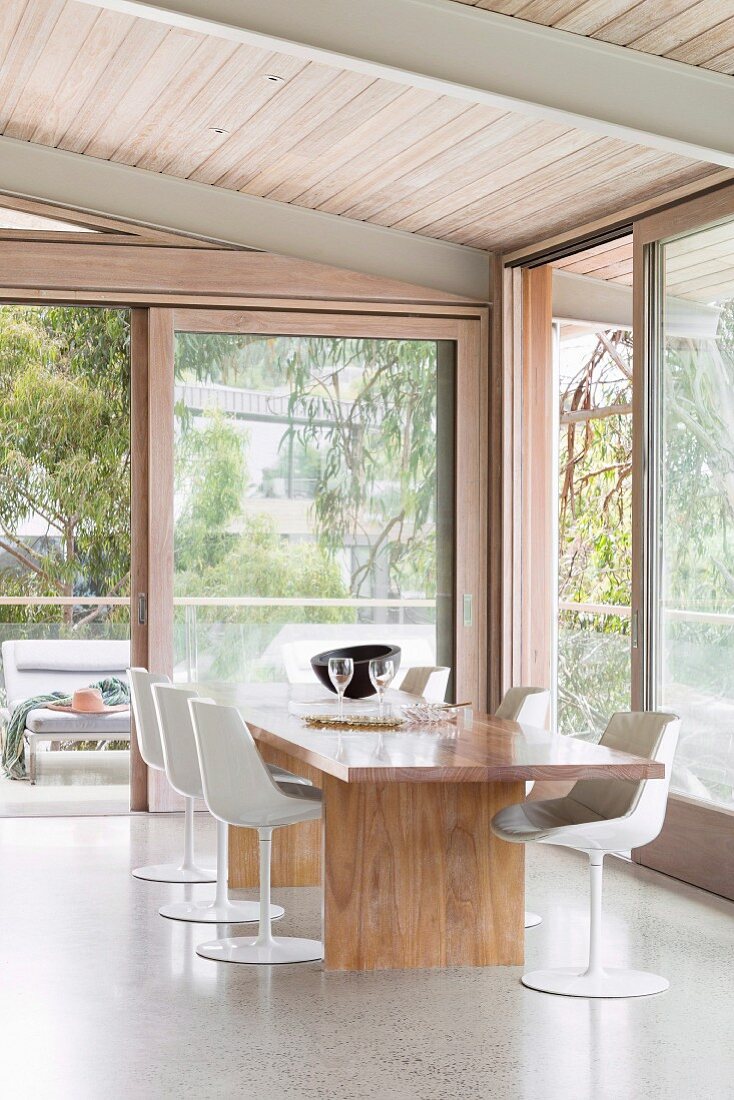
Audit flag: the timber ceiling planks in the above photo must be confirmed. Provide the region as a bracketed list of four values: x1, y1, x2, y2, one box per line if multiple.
[0, 0, 724, 253]
[554, 238, 634, 284]
[555, 226, 734, 303]
[451, 1, 734, 74]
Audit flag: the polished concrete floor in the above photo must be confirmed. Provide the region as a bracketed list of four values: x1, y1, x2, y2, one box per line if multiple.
[0, 749, 129, 816]
[0, 813, 732, 1100]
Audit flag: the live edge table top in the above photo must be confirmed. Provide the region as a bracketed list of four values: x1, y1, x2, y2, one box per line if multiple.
[197, 682, 664, 785]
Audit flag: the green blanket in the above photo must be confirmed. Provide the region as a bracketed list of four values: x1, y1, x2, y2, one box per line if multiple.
[2, 676, 130, 781]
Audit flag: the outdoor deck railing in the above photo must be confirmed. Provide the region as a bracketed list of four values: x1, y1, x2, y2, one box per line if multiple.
[2, 596, 732, 622]
[0, 595, 438, 686]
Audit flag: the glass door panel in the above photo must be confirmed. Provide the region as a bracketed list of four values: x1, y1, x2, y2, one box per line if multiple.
[0, 305, 131, 812]
[172, 330, 455, 694]
[656, 220, 734, 808]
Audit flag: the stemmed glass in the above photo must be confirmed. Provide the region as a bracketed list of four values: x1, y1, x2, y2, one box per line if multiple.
[369, 657, 395, 719]
[328, 657, 354, 720]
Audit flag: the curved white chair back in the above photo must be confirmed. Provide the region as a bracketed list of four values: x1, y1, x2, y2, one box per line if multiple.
[128, 667, 169, 772]
[151, 684, 203, 800]
[190, 699, 315, 829]
[400, 666, 450, 703]
[567, 711, 680, 848]
[496, 686, 550, 727]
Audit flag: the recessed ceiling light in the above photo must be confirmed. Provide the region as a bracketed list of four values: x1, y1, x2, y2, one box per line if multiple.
[208, 126, 229, 135]
[265, 74, 285, 84]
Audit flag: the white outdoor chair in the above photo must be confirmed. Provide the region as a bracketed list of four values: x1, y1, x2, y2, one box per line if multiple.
[190, 698, 324, 965]
[399, 665, 451, 703]
[129, 668, 214, 883]
[495, 686, 551, 928]
[152, 683, 281, 925]
[491, 711, 680, 998]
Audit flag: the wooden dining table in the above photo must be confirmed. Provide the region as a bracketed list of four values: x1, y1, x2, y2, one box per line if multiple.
[198, 682, 664, 972]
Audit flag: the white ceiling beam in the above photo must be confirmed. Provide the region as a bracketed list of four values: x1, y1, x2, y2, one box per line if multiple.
[553, 270, 633, 329]
[552, 270, 720, 339]
[81, 0, 734, 168]
[0, 136, 490, 300]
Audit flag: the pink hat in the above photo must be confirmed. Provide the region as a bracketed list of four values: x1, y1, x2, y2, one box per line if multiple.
[47, 688, 129, 714]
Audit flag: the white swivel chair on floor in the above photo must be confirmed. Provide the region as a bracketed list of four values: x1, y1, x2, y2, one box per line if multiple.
[495, 685, 551, 929]
[190, 698, 324, 964]
[152, 683, 279, 925]
[128, 668, 214, 883]
[400, 666, 451, 703]
[492, 711, 680, 998]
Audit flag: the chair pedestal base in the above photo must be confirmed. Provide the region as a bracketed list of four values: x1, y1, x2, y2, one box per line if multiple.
[159, 900, 284, 924]
[132, 864, 215, 884]
[524, 911, 542, 928]
[197, 935, 323, 965]
[522, 966, 669, 998]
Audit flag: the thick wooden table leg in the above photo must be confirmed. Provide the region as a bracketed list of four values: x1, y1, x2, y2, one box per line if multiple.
[323, 776, 525, 971]
[228, 746, 323, 888]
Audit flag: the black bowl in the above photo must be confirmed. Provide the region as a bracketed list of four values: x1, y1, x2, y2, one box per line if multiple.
[311, 644, 401, 700]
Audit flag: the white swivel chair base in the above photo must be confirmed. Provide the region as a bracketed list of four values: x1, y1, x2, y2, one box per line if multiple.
[132, 797, 215, 883]
[522, 967, 669, 998]
[159, 817, 283, 923]
[524, 911, 542, 928]
[197, 935, 323, 965]
[160, 899, 284, 923]
[133, 863, 215, 884]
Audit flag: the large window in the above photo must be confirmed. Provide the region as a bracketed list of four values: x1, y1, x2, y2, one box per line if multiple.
[173, 331, 455, 690]
[655, 222, 734, 807]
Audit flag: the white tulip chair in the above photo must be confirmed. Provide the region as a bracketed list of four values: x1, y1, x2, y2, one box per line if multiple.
[152, 683, 281, 925]
[399, 666, 451, 703]
[492, 711, 680, 998]
[128, 668, 214, 883]
[495, 686, 551, 928]
[190, 698, 324, 965]
[495, 686, 550, 728]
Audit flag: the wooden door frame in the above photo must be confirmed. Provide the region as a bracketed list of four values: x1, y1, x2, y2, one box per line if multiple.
[164, 306, 489, 746]
[631, 182, 734, 899]
[493, 265, 555, 702]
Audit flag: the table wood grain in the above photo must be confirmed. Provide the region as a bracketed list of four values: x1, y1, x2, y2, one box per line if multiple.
[200, 682, 665, 784]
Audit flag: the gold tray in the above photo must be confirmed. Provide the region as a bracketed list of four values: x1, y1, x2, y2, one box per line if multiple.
[300, 714, 405, 730]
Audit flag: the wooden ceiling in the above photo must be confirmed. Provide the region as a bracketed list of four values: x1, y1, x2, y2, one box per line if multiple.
[555, 224, 734, 304]
[451, 1, 734, 74]
[554, 238, 634, 286]
[0, 0, 725, 253]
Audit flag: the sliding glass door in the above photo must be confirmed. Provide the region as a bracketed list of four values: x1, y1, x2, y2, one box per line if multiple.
[171, 321, 457, 698]
[654, 221, 734, 808]
[635, 200, 734, 896]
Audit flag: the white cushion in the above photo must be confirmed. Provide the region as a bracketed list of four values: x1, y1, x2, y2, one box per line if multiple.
[11, 640, 130, 672]
[2, 640, 130, 711]
[25, 708, 131, 737]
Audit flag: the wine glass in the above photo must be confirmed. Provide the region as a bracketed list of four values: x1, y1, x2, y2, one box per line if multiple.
[369, 657, 395, 719]
[328, 657, 354, 720]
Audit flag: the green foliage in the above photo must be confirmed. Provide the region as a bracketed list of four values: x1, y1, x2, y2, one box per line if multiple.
[177, 513, 349, 621]
[175, 332, 287, 390]
[175, 411, 248, 573]
[557, 330, 633, 738]
[174, 333, 441, 602]
[281, 337, 438, 596]
[0, 305, 130, 625]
